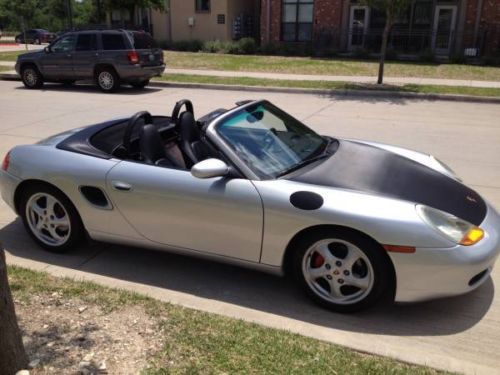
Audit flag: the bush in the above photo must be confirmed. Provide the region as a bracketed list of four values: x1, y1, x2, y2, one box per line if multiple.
[450, 52, 466, 64]
[481, 53, 500, 66]
[259, 42, 280, 55]
[418, 48, 435, 63]
[385, 48, 398, 61]
[353, 47, 370, 59]
[236, 37, 257, 54]
[202, 39, 226, 53]
[170, 40, 203, 52]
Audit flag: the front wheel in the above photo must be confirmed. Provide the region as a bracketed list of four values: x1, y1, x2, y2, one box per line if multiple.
[21, 66, 43, 89]
[291, 229, 393, 313]
[19, 184, 84, 252]
[96, 68, 120, 93]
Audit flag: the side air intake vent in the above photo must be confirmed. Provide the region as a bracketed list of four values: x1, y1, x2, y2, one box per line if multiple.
[79, 186, 112, 209]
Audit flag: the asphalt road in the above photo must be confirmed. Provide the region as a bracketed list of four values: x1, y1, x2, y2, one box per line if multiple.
[1, 80, 500, 374]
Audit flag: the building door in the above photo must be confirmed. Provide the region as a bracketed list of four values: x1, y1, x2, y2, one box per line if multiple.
[432, 5, 457, 55]
[348, 6, 370, 51]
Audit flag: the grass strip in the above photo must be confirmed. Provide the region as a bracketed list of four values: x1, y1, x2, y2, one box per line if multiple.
[8, 265, 447, 374]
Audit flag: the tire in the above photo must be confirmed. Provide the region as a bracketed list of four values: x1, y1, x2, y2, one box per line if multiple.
[96, 67, 120, 93]
[291, 228, 393, 313]
[21, 65, 44, 89]
[19, 184, 84, 253]
[130, 79, 149, 89]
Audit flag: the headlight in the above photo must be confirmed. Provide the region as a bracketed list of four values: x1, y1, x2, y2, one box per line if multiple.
[416, 205, 484, 246]
[430, 155, 462, 181]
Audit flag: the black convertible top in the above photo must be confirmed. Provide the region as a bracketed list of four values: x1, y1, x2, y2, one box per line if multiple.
[56, 116, 173, 159]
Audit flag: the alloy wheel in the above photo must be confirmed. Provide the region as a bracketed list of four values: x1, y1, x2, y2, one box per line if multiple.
[302, 238, 374, 305]
[25, 192, 71, 246]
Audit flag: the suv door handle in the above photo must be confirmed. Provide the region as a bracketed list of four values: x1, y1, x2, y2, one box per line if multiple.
[112, 181, 132, 191]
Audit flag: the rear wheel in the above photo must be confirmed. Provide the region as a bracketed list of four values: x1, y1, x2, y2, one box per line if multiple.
[19, 184, 84, 253]
[21, 65, 43, 89]
[130, 79, 149, 89]
[291, 229, 393, 313]
[96, 67, 120, 93]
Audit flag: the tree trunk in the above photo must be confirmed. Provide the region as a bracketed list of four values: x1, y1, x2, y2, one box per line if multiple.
[377, 15, 392, 84]
[0, 244, 28, 375]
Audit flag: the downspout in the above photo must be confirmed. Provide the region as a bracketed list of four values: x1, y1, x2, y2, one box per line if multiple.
[267, 0, 271, 43]
[473, 0, 484, 47]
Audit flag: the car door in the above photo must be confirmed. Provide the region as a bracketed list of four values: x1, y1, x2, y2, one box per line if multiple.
[72, 33, 98, 79]
[40, 34, 76, 79]
[106, 161, 264, 262]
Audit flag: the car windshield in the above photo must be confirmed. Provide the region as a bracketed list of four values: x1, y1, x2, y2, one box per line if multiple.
[216, 101, 328, 179]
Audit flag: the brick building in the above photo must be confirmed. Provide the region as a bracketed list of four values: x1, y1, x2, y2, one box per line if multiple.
[260, 0, 500, 56]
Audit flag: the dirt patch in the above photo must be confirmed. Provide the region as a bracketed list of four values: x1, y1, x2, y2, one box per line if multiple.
[15, 292, 163, 374]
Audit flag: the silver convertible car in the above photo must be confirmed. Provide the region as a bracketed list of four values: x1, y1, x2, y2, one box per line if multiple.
[1, 99, 499, 312]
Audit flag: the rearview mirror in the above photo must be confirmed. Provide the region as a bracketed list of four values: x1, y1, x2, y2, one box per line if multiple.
[191, 159, 229, 179]
[44, 46, 51, 53]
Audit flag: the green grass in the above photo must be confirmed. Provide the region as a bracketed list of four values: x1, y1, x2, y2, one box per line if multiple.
[8, 265, 446, 374]
[0, 50, 24, 61]
[0, 65, 13, 72]
[156, 73, 500, 98]
[164, 51, 500, 81]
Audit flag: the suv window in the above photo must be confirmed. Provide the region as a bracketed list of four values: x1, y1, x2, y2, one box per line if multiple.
[51, 34, 76, 53]
[130, 32, 157, 49]
[102, 33, 127, 50]
[75, 33, 97, 51]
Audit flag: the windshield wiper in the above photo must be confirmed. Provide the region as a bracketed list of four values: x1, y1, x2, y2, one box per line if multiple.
[277, 147, 331, 177]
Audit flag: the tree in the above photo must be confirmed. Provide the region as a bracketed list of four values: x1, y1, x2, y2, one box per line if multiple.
[363, 0, 411, 84]
[0, 243, 28, 375]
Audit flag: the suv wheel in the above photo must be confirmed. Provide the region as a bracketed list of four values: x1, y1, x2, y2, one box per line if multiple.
[96, 68, 120, 93]
[21, 65, 43, 89]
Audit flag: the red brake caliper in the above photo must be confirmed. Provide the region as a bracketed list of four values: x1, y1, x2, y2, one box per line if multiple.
[312, 252, 325, 268]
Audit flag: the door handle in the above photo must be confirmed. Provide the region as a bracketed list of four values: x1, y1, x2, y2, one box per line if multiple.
[112, 181, 132, 191]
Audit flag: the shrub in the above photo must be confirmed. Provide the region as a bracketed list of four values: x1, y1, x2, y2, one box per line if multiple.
[259, 42, 280, 55]
[385, 48, 398, 61]
[170, 40, 203, 52]
[353, 47, 370, 59]
[236, 37, 257, 54]
[450, 52, 466, 64]
[418, 48, 435, 63]
[202, 39, 226, 53]
[481, 53, 500, 66]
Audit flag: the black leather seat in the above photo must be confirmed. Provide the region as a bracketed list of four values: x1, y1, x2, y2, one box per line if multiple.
[139, 124, 178, 167]
[178, 111, 211, 166]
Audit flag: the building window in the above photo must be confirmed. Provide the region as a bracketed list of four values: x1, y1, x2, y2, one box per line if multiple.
[282, 0, 314, 42]
[195, 0, 210, 13]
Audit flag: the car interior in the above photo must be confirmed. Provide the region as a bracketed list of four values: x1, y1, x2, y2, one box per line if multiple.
[90, 99, 227, 171]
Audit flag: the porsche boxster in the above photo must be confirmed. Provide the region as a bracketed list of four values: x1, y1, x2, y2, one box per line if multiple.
[1, 99, 499, 312]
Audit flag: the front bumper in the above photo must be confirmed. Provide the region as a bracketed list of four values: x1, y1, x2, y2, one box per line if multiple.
[0, 169, 21, 213]
[391, 203, 500, 302]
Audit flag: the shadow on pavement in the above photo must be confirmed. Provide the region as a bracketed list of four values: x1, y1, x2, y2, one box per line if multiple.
[14, 83, 163, 95]
[1, 218, 494, 337]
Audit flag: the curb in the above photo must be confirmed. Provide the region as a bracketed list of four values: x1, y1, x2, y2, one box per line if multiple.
[1, 71, 499, 104]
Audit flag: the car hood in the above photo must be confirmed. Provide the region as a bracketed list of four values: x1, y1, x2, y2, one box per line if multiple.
[288, 140, 487, 225]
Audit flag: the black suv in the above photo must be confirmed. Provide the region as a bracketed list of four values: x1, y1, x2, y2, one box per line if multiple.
[15, 29, 165, 92]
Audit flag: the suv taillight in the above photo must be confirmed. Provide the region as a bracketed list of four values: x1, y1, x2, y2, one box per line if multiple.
[127, 51, 139, 64]
[2, 151, 10, 171]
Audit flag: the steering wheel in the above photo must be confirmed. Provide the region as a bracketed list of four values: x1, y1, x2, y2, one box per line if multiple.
[123, 111, 153, 158]
[171, 99, 194, 125]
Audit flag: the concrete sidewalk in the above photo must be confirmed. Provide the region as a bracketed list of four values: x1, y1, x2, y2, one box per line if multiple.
[1, 60, 500, 88]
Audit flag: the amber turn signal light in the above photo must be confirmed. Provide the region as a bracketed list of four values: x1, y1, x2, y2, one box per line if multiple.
[460, 227, 484, 246]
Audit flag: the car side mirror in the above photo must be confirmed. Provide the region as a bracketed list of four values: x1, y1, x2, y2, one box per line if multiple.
[191, 158, 229, 179]
[44, 46, 51, 53]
